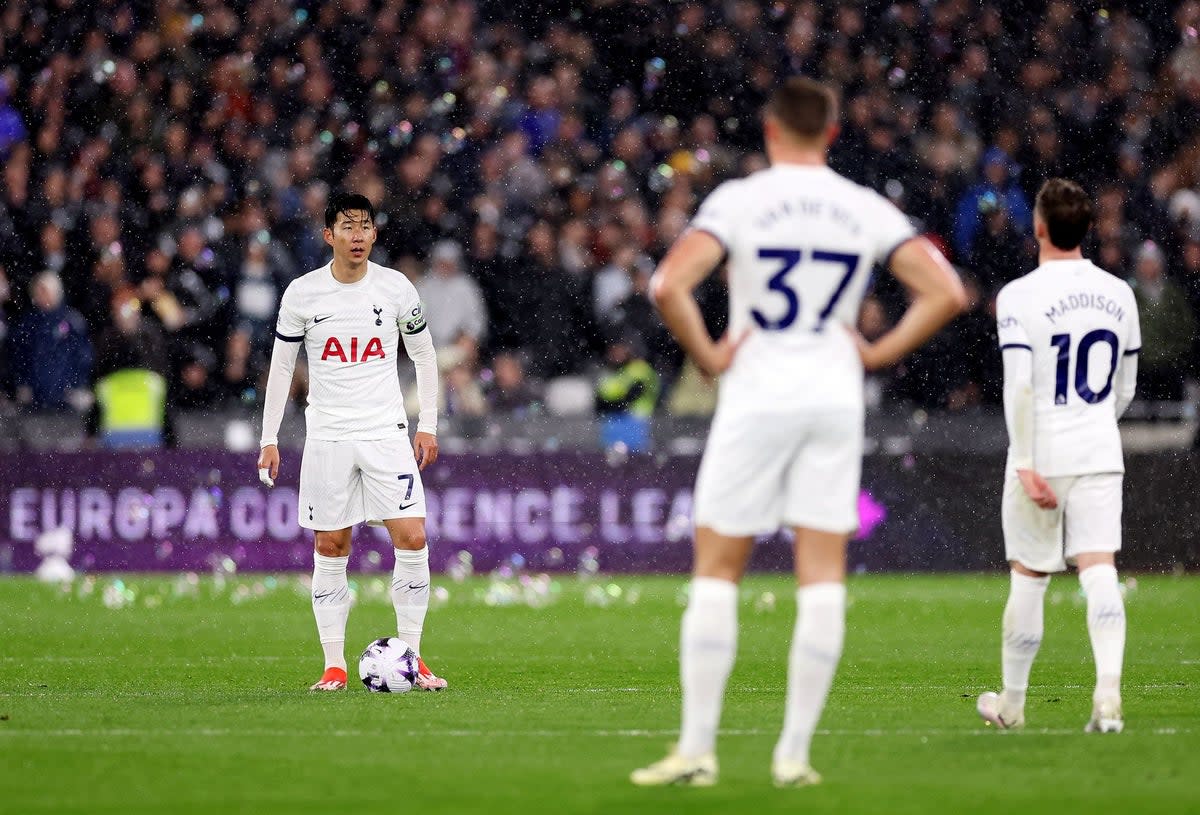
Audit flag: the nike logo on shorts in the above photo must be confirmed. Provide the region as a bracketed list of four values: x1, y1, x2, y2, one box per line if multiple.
[398, 501, 419, 510]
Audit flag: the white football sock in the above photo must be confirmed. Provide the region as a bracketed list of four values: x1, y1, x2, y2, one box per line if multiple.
[773, 582, 846, 767]
[312, 552, 351, 671]
[392, 546, 431, 656]
[677, 577, 738, 758]
[1079, 564, 1125, 700]
[1001, 570, 1050, 708]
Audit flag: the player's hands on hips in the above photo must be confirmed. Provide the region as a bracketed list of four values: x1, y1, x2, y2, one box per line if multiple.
[851, 331, 888, 371]
[1017, 468, 1058, 510]
[414, 432, 438, 471]
[257, 444, 280, 487]
[698, 329, 749, 377]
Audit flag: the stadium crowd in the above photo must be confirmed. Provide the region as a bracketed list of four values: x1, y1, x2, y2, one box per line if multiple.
[1, 0, 1199, 436]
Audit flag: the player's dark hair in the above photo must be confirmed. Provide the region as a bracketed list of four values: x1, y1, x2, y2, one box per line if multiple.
[324, 192, 376, 229]
[1035, 178, 1093, 250]
[765, 78, 838, 140]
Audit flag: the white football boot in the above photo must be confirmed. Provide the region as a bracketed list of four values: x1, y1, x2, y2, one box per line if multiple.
[977, 691, 1025, 729]
[630, 749, 717, 787]
[1084, 696, 1124, 733]
[772, 760, 822, 788]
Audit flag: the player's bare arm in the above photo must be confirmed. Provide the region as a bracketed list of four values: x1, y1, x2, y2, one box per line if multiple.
[857, 237, 967, 371]
[650, 229, 748, 376]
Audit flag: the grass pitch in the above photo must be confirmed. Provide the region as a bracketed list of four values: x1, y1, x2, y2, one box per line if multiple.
[0, 572, 1196, 814]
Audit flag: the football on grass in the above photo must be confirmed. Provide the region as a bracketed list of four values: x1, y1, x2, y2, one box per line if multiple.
[359, 638, 419, 693]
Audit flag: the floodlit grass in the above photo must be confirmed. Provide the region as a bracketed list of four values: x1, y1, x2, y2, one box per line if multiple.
[0, 573, 1196, 814]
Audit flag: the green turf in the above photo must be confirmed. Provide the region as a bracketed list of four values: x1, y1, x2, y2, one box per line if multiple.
[0, 572, 1196, 814]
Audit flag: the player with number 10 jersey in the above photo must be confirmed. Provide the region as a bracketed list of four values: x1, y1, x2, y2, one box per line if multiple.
[995, 246, 1140, 483]
[976, 179, 1138, 736]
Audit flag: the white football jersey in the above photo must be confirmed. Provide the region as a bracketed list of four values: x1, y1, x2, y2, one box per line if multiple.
[275, 261, 427, 441]
[692, 164, 915, 413]
[996, 260, 1140, 477]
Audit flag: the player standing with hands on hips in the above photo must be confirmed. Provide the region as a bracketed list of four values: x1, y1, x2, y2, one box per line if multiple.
[977, 179, 1139, 733]
[257, 191, 448, 691]
[631, 78, 966, 788]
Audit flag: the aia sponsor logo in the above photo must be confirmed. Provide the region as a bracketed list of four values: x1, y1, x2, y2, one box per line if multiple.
[321, 337, 386, 362]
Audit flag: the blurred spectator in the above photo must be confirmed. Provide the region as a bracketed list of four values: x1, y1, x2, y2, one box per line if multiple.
[165, 227, 224, 345]
[0, 264, 11, 399]
[968, 198, 1034, 291]
[173, 344, 223, 410]
[10, 272, 92, 411]
[88, 290, 170, 448]
[0, 77, 27, 161]
[609, 257, 677, 375]
[915, 102, 981, 178]
[954, 148, 1033, 260]
[946, 275, 1001, 410]
[232, 238, 286, 361]
[517, 221, 595, 378]
[443, 356, 488, 419]
[220, 330, 258, 405]
[417, 240, 488, 357]
[92, 290, 169, 380]
[487, 352, 541, 414]
[1130, 242, 1195, 402]
[595, 331, 660, 451]
[593, 244, 640, 322]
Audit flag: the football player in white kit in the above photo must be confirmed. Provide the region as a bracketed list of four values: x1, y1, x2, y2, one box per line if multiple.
[631, 78, 966, 787]
[257, 192, 447, 691]
[977, 178, 1139, 733]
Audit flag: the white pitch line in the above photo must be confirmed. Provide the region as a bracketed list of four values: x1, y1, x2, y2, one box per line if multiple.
[0, 727, 1189, 739]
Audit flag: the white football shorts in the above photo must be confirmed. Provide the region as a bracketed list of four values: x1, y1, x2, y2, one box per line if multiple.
[1002, 472, 1122, 573]
[298, 437, 426, 531]
[693, 407, 863, 537]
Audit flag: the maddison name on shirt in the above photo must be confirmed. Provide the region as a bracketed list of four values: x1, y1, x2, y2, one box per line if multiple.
[1044, 292, 1126, 325]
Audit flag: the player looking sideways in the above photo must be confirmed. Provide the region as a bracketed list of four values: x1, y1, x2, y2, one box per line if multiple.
[631, 77, 966, 788]
[977, 178, 1139, 733]
[257, 191, 447, 691]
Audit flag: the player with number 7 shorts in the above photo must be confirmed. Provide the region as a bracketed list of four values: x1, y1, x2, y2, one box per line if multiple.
[256, 191, 448, 692]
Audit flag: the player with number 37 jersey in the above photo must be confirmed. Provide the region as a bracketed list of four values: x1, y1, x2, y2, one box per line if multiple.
[692, 164, 915, 417]
[631, 78, 965, 790]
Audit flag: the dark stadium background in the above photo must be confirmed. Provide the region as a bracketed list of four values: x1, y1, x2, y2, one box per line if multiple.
[1, 0, 1198, 573]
